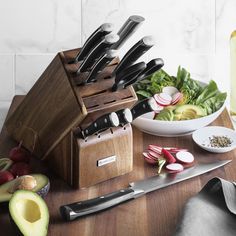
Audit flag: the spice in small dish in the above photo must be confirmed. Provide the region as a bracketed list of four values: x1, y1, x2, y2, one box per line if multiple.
[203, 135, 233, 148]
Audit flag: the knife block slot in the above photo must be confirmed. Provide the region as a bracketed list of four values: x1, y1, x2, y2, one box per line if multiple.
[5, 47, 137, 188]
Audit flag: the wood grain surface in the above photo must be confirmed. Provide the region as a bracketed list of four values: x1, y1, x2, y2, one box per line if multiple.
[0, 96, 235, 236]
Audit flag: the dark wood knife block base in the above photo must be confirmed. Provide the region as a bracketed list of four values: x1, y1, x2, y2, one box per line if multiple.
[5, 47, 137, 188]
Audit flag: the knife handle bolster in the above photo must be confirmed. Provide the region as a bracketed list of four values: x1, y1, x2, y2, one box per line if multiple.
[60, 188, 135, 221]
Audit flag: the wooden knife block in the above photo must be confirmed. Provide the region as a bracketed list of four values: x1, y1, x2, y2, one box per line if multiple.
[5, 48, 137, 188]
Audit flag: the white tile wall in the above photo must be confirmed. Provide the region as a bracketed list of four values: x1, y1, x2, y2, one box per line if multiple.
[0, 0, 236, 130]
[15, 54, 55, 95]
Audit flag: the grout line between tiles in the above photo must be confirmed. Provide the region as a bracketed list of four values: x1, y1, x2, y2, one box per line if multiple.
[13, 54, 16, 98]
[81, 0, 83, 46]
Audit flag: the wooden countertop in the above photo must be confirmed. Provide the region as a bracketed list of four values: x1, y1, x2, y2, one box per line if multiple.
[0, 96, 235, 236]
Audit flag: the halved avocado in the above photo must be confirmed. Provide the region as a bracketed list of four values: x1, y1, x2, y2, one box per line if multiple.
[9, 190, 49, 236]
[0, 174, 50, 203]
[174, 104, 206, 120]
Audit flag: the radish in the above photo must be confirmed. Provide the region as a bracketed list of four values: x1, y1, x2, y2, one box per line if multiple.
[144, 157, 157, 165]
[148, 150, 161, 160]
[165, 147, 189, 153]
[154, 93, 172, 106]
[162, 86, 179, 96]
[148, 145, 162, 155]
[176, 151, 194, 164]
[166, 163, 184, 173]
[162, 149, 176, 163]
[143, 152, 157, 165]
[172, 92, 183, 105]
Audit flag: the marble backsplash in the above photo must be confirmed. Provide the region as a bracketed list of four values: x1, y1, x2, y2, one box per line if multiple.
[0, 0, 236, 128]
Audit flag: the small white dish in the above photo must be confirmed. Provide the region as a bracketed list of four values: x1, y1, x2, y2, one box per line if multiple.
[192, 126, 236, 153]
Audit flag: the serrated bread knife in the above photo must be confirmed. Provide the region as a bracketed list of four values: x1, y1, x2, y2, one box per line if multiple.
[60, 159, 231, 221]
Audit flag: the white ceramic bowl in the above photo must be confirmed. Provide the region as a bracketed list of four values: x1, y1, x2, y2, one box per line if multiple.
[132, 82, 226, 137]
[192, 126, 236, 153]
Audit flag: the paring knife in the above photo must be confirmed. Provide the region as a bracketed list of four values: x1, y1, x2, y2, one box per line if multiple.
[111, 62, 146, 92]
[71, 23, 114, 63]
[60, 159, 231, 221]
[116, 108, 133, 125]
[85, 49, 118, 84]
[75, 112, 120, 139]
[112, 36, 155, 77]
[124, 58, 164, 88]
[131, 97, 159, 120]
[77, 34, 119, 73]
[111, 15, 145, 50]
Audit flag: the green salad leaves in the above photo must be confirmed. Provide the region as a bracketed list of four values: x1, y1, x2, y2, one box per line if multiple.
[135, 66, 227, 116]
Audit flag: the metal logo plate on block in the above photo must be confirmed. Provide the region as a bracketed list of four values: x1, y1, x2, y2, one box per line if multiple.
[97, 155, 116, 167]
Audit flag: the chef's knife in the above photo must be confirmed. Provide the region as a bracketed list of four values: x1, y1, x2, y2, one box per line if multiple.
[111, 62, 146, 92]
[116, 108, 133, 125]
[71, 23, 114, 63]
[123, 58, 164, 88]
[111, 15, 145, 50]
[77, 34, 119, 73]
[75, 112, 120, 139]
[112, 36, 155, 77]
[85, 49, 118, 84]
[60, 159, 231, 221]
[131, 97, 159, 120]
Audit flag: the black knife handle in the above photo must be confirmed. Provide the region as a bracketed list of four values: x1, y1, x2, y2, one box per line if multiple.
[77, 112, 119, 139]
[124, 58, 164, 88]
[113, 36, 155, 77]
[60, 188, 135, 221]
[85, 49, 118, 83]
[112, 15, 145, 50]
[78, 34, 119, 73]
[111, 62, 146, 91]
[116, 108, 133, 125]
[131, 97, 158, 120]
[72, 23, 114, 63]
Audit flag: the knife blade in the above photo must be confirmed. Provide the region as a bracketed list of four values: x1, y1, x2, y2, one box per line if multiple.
[123, 58, 164, 88]
[116, 108, 133, 125]
[60, 159, 231, 221]
[85, 49, 118, 84]
[75, 112, 120, 139]
[77, 34, 119, 73]
[112, 36, 155, 77]
[131, 97, 159, 120]
[111, 62, 146, 92]
[70, 23, 114, 64]
[111, 15, 145, 50]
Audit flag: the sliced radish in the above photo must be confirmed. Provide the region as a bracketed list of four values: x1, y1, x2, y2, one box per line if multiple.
[166, 163, 184, 173]
[155, 104, 164, 112]
[162, 149, 176, 163]
[144, 157, 157, 165]
[148, 150, 161, 160]
[172, 92, 183, 105]
[162, 86, 179, 96]
[154, 93, 172, 106]
[176, 151, 194, 164]
[148, 145, 162, 155]
[165, 147, 189, 153]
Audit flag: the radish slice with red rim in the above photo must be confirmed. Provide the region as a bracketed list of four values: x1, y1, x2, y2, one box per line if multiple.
[154, 93, 172, 106]
[144, 157, 157, 165]
[162, 86, 179, 96]
[172, 92, 183, 105]
[176, 151, 194, 164]
[148, 150, 161, 159]
[166, 163, 184, 173]
[148, 145, 162, 154]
